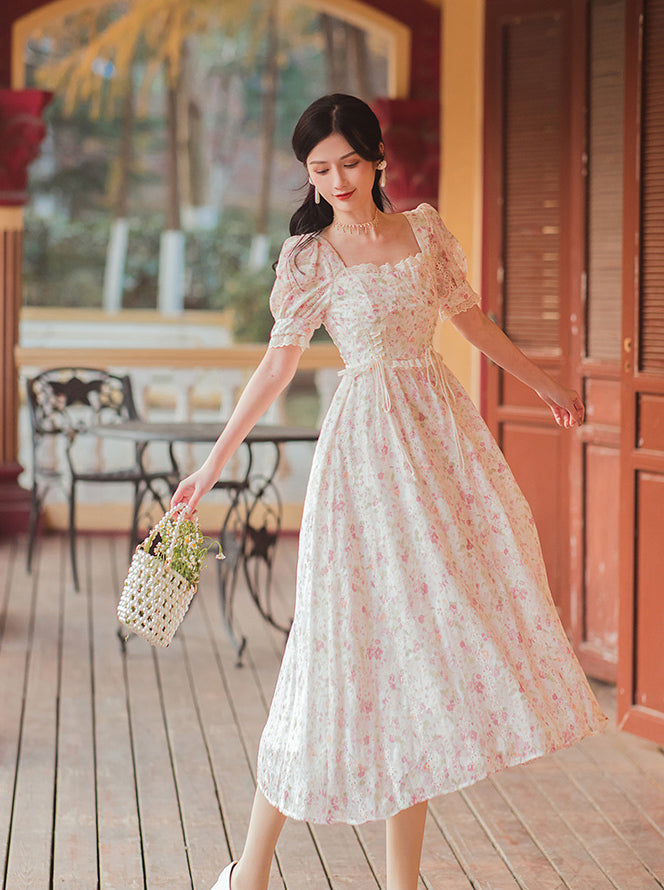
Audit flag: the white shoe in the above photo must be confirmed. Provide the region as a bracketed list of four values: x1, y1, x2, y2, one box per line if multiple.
[211, 860, 237, 890]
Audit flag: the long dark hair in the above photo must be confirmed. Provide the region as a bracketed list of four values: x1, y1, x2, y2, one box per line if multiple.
[289, 94, 391, 250]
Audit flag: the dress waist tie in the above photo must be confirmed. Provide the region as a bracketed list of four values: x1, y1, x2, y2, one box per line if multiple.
[338, 345, 465, 471]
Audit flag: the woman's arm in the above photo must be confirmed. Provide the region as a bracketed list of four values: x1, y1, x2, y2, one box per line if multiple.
[170, 344, 303, 511]
[450, 305, 584, 429]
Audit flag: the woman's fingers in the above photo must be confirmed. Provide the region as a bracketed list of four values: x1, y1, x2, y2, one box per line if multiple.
[170, 480, 193, 511]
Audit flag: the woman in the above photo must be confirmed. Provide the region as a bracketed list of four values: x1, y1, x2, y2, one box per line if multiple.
[171, 94, 608, 890]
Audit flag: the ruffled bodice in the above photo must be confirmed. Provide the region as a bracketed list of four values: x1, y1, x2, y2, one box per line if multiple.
[267, 203, 481, 369]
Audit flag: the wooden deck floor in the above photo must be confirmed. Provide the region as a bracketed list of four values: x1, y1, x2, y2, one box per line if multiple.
[2, 533, 664, 890]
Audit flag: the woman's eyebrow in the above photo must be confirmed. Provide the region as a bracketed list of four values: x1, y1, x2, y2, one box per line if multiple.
[309, 151, 358, 164]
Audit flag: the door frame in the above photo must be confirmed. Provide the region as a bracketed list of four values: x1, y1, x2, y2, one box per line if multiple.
[617, 0, 664, 743]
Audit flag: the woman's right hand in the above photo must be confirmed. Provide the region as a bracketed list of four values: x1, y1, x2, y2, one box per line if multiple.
[170, 462, 220, 513]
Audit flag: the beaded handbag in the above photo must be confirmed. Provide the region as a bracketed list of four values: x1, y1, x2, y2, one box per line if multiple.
[118, 505, 223, 647]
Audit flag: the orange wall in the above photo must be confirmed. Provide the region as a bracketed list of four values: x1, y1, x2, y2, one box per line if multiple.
[436, 0, 485, 406]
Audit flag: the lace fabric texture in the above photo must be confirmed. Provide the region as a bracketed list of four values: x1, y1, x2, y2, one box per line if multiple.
[257, 203, 609, 825]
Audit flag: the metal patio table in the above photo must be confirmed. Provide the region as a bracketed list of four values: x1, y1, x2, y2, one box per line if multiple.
[93, 419, 319, 662]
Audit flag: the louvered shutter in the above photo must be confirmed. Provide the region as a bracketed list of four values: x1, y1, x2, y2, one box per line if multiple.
[587, 0, 625, 361]
[640, 0, 664, 370]
[503, 16, 563, 352]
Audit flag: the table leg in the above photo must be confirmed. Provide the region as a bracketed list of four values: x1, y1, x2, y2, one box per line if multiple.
[241, 442, 292, 638]
[129, 441, 179, 555]
[216, 482, 249, 666]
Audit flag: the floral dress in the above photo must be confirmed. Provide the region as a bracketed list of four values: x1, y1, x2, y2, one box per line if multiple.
[255, 202, 609, 825]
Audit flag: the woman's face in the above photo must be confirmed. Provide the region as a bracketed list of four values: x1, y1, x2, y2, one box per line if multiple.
[306, 132, 378, 212]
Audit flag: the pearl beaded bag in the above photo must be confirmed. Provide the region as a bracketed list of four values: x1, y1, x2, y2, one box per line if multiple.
[118, 505, 223, 647]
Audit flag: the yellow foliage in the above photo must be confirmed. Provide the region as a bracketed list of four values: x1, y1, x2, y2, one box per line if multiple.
[34, 0, 271, 118]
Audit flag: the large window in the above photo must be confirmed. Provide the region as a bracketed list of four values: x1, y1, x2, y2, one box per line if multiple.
[22, 0, 389, 340]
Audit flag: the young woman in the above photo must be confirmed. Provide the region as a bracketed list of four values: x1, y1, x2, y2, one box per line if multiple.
[171, 94, 608, 890]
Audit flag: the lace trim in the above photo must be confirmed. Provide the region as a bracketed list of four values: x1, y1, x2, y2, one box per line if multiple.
[269, 327, 311, 350]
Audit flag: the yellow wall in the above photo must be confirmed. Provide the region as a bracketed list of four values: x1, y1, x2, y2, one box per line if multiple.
[435, 0, 485, 406]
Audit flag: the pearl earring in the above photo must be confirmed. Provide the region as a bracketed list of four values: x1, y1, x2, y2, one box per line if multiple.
[309, 177, 320, 204]
[377, 160, 387, 189]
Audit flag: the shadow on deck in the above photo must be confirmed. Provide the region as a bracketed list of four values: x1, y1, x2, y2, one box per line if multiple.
[1, 534, 664, 889]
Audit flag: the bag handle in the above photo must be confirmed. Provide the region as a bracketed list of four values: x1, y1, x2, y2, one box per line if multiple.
[142, 503, 198, 569]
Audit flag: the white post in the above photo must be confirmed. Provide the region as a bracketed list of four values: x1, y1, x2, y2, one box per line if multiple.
[158, 230, 186, 315]
[103, 218, 129, 313]
[248, 233, 270, 271]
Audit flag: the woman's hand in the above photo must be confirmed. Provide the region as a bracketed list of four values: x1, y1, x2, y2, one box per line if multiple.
[536, 382, 585, 429]
[170, 462, 220, 514]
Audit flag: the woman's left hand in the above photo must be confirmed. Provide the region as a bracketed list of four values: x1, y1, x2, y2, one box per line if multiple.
[536, 383, 585, 429]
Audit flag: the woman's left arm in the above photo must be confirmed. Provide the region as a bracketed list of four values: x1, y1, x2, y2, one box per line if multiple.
[450, 305, 584, 429]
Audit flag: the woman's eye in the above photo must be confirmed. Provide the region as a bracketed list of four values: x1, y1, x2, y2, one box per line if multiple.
[345, 162, 359, 168]
[313, 169, 328, 175]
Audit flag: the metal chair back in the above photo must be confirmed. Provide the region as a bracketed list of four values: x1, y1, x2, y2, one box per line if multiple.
[26, 366, 138, 441]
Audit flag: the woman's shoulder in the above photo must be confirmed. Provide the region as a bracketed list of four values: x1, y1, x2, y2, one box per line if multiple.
[405, 202, 443, 227]
[402, 203, 447, 248]
[274, 233, 330, 290]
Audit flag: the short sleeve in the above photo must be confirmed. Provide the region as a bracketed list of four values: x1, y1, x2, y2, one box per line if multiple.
[268, 236, 330, 350]
[417, 203, 481, 321]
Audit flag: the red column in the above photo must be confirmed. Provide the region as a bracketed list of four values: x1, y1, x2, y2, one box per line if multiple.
[0, 88, 51, 535]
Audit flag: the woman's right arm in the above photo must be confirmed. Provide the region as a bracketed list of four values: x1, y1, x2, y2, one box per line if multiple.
[170, 344, 303, 512]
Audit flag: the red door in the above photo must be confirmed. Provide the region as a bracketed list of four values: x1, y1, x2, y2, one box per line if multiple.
[484, 0, 624, 680]
[483, 0, 587, 639]
[617, 0, 664, 744]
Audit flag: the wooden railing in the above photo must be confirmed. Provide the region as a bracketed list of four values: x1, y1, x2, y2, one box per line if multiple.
[15, 342, 343, 532]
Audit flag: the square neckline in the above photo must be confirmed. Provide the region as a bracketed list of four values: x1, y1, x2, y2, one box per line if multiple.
[317, 207, 425, 273]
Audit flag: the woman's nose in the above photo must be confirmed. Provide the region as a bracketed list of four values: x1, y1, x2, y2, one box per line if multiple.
[332, 166, 347, 188]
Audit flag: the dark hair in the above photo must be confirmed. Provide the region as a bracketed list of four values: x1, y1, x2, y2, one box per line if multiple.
[289, 94, 391, 250]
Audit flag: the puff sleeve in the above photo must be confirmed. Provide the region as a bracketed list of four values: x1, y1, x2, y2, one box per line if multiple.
[419, 203, 481, 321]
[268, 236, 330, 350]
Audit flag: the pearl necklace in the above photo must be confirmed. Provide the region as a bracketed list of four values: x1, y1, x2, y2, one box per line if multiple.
[333, 206, 379, 235]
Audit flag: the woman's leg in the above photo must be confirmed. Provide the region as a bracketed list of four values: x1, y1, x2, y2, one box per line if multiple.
[230, 787, 286, 890]
[385, 799, 428, 890]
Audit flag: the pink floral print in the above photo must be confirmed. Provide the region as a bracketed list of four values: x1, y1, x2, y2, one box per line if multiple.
[256, 203, 609, 825]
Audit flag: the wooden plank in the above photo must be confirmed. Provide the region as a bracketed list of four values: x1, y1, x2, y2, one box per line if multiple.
[177, 576, 254, 865]
[581, 731, 664, 834]
[612, 728, 664, 793]
[183, 564, 289, 888]
[460, 777, 567, 889]
[4, 536, 63, 888]
[118, 535, 193, 888]
[91, 537, 144, 889]
[0, 538, 36, 877]
[10, 532, 664, 890]
[154, 618, 230, 890]
[417, 815, 475, 890]
[352, 819, 387, 889]
[51, 535, 98, 887]
[554, 737, 664, 882]
[207, 556, 331, 890]
[488, 758, 616, 889]
[428, 790, 522, 889]
[524, 742, 659, 888]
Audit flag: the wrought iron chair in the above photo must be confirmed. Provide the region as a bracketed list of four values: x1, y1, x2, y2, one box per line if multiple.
[25, 367, 177, 591]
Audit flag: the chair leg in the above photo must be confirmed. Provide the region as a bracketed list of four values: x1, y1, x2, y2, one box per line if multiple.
[27, 482, 43, 572]
[69, 481, 80, 592]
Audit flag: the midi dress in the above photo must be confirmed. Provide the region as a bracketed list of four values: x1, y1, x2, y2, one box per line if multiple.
[256, 202, 609, 826]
